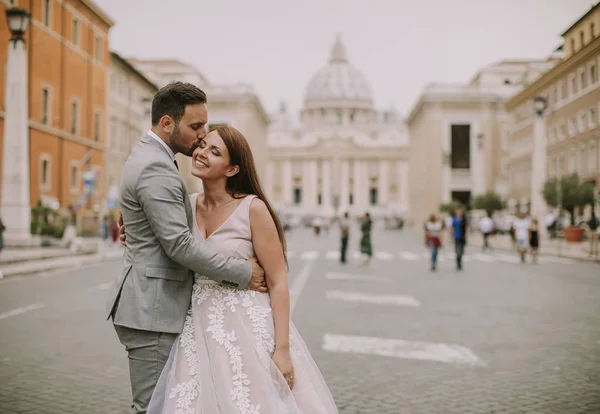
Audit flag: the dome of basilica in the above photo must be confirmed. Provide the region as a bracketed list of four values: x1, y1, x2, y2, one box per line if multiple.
[304, 36, 373, 106]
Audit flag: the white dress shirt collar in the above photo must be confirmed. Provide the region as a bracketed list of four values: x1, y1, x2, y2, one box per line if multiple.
[147, 130, 175, 161]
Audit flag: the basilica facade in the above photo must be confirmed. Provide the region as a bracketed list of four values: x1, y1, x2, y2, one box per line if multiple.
[264, 37, 410, 219]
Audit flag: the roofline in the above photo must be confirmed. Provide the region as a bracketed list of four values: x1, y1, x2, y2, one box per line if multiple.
[80, 0, 115, 27]
[110, 51, 159, 92]
[561, 1, 600, 36]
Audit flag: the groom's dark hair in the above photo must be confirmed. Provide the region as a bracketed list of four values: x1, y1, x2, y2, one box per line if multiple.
[151, 82, 207, 126]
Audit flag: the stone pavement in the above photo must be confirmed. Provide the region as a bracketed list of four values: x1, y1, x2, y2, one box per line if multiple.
[0, 225, 599, 413]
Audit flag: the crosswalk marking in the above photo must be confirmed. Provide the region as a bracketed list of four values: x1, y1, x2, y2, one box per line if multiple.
[300, 250, 318, 260]
[325, 272, 391, 282]
[287, 249, 572, 265]
[322, 333, 485, 366]
[326, 290, 420, 306]
[375, 252, 393, 261]
[326, 250, 339, 260]
[399, 251, 419, 261]
[0, 304, 45, 321]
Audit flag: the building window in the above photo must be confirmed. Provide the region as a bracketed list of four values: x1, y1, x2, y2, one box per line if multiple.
[317, 194, 322, 205]
[580, 145, 586, 175]
[94, 110, 101, 141]
[592, 22, 597, 38]
[558, 154, 565, 176]
[569, 149, 577, 174]
[579, 111, 587, 132]
[95, 36, 102, 61]
[589, 140, 598, 172]
[571, 38, 576, 53]
[70, 163, 79, 191]
[72, 18, 79, 46]
[369, 188, 378, 205]
[40, 155, 51, 190]
[569, 74, 577, 95]
[568, 117, 577, 136]
[590, 108, 597, 129]
[581, 30, 585, 47]
[41, 86, 50, 124]
[293, 188, 302, 205]
[591, 63, 597, 84]
[560, 121, 566, 139]
[43, 0, 51, 27]
[71, 99, 79, 134]
[580, 69, 586, 90]
[551, 156, 558, 177]
[450, 124, 471, 169]
[349, 194, 354, 205]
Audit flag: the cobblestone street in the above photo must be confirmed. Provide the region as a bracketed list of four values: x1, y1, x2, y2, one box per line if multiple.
[1, 225, 599, 413]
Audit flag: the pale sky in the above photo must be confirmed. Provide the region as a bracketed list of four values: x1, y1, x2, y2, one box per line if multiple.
[96, 0, 595, 116]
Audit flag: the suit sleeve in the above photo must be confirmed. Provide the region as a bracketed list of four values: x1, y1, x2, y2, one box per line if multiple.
[136, 162, 251, 288]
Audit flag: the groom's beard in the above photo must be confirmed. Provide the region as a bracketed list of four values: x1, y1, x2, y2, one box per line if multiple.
[170, 126, 196, 157]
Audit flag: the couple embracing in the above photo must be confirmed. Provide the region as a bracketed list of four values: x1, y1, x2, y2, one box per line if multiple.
[107, 82, 338, 413]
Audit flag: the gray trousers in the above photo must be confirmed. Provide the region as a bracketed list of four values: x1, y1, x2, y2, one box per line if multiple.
[114, 324, 178, 414]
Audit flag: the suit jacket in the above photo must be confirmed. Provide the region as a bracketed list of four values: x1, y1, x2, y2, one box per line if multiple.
[107, 133, 252, 333]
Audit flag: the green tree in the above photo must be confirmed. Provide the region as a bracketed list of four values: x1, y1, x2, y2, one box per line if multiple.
[542, 173, 595, 226]
[439, 200, 466, 216]
[471, 192, 506, 217]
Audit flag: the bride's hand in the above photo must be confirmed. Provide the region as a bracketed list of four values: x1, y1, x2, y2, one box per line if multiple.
[272, 349, 294, 389]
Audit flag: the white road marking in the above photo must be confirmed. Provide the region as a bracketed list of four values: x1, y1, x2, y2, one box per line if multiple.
[541, 257, 574, 265]
[88, 282, 112, 292]
[399, 251, 419, 261]
[326, 290, 420, 306]
[300, 250, 319, 260]
[375, 252, 393, 261]
[322, 333, 485, 366]
[289, 256, 317, 315]
[325, 272, 391, 282]
[326, 250, 339, 260]
[0, 304, 45, 321]
[473, 253, 495, 263]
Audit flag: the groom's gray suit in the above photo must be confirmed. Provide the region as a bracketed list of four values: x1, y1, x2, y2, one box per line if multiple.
[107, 133, 252, 414]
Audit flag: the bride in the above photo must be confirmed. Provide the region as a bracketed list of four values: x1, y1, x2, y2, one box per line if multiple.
[147, 125, 339, 413]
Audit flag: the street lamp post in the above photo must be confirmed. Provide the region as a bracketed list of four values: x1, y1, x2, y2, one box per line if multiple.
[531, 96, 548, 240]
[1, 8, 32, 244]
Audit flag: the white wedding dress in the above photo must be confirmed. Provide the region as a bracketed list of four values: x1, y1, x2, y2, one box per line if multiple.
[147, 194, 339, 414]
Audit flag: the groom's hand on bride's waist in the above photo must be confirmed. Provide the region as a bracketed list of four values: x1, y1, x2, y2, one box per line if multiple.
[247, 257, 268, 293]
[118, 211, 126, 246]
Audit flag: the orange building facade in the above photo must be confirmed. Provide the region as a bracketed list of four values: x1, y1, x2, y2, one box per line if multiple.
[0, 0, 113, 211]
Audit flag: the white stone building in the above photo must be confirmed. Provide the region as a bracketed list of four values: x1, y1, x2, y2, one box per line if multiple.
[266, 36, 410, 219]
[407, 59, 559, 226]
[106, 52, 158, 210]
[127, 59, 270, 194]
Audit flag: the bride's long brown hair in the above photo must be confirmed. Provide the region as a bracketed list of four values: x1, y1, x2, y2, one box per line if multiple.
[211, 125, 288, 267]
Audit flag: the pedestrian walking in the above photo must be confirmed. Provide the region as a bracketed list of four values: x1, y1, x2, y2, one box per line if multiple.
[451, 208, 468, 270]
[588, 211, 598, 258]
[478, 214, 494, 251]
[359, 212, 373, 266]
[0, 215, 5, 254]
[529, 218, 539, 264]
[425, 214, 443, 271]
[514, 213, 531, 263]
[339, 212, 350, 264]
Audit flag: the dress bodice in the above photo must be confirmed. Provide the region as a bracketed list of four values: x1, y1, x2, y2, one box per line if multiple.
[190, 193, 256, 260]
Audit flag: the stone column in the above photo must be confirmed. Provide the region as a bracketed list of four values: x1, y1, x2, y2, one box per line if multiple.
[471, 126, 486, 195]
[441, 123, 452, 203]
[1, 39, 31, 242]
[353, 159, 362, 210]
[302, 160, 311, 208]
[530, 114, 548, 238]
[322, 160, 332, 208]
[397, 161, 409, 212]
[309, 160, 318, 209]
[378, 160, 389, 205]
[264, 162, 274, 200]
[340, 160, 349, 212]
[283, 159, 292, 205]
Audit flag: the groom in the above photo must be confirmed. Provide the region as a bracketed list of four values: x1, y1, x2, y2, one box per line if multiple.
[107, 82, 267, 414]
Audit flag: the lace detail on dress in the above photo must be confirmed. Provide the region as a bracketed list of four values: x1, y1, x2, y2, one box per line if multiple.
[206, 287, 261, 414]
[169, 309, 200, 414]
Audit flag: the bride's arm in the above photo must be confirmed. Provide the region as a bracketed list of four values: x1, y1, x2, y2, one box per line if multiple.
[249, 198, 290, 352]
